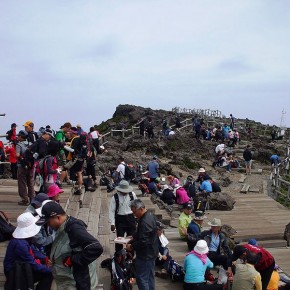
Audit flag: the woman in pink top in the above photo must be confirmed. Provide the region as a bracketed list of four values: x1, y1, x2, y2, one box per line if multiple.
[174, 186, 190, 205]
[167, 175, 180, 188]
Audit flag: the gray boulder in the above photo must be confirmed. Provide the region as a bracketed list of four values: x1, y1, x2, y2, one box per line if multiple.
[209, 192, 235, 211]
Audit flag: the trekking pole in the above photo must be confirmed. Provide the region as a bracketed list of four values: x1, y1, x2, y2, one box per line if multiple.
[0, 161, 11, 164]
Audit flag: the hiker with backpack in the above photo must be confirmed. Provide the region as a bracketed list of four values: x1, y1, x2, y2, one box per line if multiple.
[114, 156, 126, 185]
[4, 212, 53, 290]
[36, 201, 103, 290]
[126, 199, 159, 290]
[109, 180, 137, 252]
[16, 130, 35, 206]
[23, 120, 39, 143]
[39, 141, 63, 193]
[54, 122, 72, 187]
[66, 127, 90, 195]
[29, 128, 55, 160]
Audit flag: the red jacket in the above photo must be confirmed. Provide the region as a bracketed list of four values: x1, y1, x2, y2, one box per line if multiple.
[5, 145, 17, 163]
[243, 244, 274, 271]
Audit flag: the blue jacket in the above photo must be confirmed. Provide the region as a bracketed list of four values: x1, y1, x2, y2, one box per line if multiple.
[4, 238, 51, 276]
[147, 160, 159, 179]
[199, 180, 212, 193]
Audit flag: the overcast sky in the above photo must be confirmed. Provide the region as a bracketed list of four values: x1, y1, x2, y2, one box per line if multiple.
[0, 0, 289, 136]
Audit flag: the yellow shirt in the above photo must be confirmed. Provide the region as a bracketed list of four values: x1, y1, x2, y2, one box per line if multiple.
[267, 270, 279, 290]
[178, 212, 192, 239]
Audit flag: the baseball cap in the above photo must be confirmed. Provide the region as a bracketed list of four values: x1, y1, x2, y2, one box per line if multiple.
[17, 130, 28, 138]
[30, 193, 49, 208]
[184, 203, 193, 210]
[43, 128, 54, 137]
[23, 121, 34, 127]
[36, 201, 65, 225]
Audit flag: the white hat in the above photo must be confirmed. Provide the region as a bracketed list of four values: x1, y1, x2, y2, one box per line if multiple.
[13, 212, 41, 239]
[208, 218, 222, 227]
[194, 240, 209, 255]
[35, 199, 53, 216]
[198, 168, 206, 173]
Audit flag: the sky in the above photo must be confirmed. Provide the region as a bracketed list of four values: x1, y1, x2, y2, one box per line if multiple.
[0, 0, 289, 137]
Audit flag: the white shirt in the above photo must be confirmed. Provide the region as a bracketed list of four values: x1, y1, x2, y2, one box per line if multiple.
[109, 191, 137, 225]
[215, 144, 225, 154]
[116, 162, 126, 178]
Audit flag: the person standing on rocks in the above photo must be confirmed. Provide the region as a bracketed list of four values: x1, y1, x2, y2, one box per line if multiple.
[147, 155, 159, 182]
[243, 145, 253, 175]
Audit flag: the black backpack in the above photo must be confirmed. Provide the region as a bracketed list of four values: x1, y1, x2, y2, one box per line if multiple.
[124, 165, 135, 181]
[0, 211, 16, 242]
[6, 130, 13, 141]
[5, 261, 34, 290]
[17, 143, 34, 169]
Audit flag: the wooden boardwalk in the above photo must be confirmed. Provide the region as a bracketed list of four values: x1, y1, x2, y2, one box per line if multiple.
[1, 167, 290, 289]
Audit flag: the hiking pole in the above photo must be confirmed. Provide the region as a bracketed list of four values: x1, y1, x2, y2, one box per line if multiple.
[0, 161, 11, 164]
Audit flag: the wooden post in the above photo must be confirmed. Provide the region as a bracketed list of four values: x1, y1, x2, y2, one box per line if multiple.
[110, 130, 113, 137]
[122, 129, 125, 138]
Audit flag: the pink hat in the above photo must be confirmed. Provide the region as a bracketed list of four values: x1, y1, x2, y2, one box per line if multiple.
[47, 184, 64, 198]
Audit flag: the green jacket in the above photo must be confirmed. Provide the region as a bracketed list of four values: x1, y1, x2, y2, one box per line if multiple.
[50, 217, 100, 290]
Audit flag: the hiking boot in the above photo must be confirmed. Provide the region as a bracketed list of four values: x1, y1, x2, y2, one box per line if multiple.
[74, 189, 82, 195]
[155, 270, 169, 279]
[18, 200, 30, 206]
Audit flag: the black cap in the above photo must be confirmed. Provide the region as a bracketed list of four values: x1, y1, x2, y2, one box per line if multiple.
[30, 193, 49, 208]
[17, 130, 28, 138]
[36, 201, 65, 225]
[184, 203, 193, 210]
[232, 245, 247, 261]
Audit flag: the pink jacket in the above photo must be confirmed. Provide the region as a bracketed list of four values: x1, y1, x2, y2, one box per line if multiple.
[175, 187, 190, 205]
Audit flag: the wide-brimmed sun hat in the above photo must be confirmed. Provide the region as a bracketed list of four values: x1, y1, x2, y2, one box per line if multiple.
[208, 218, 222, 227]
[13, 212, 41, 239]
[194, 240, 209, 255]
[115, 180, 133, 193]
[198, 168, 206, 173]
[47, 184, 64, 198]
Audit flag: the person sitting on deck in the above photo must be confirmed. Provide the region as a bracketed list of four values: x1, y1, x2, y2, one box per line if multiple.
[199, 218, 233, 279]
[174, 185, 190, 205]
[155, 221, 172, 279]
[178, 203, 193, 240]
[183, 240, 215, 290]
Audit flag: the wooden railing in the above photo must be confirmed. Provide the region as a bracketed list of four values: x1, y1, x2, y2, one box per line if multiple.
[270, 143, 290, 204]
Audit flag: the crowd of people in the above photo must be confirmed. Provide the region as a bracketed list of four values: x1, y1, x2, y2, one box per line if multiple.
[0, 118, 288, 290]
